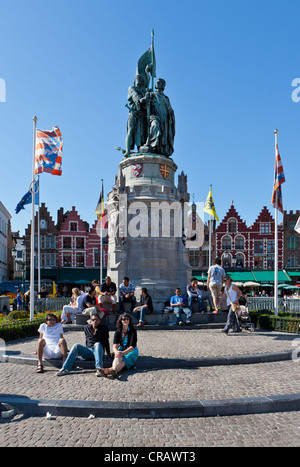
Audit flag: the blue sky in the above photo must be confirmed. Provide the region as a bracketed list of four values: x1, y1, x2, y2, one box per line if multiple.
[1, 0, 299, 235]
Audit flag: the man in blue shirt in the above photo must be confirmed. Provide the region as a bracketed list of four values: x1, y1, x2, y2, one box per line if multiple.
[170, 288, 192, 325]
[119, 277, 136, 313]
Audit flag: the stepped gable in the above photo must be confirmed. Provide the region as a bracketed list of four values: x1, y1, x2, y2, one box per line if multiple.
[217, 204, 248, 233]
[58, 206, 89, 233]
[249, 206, 274, 233]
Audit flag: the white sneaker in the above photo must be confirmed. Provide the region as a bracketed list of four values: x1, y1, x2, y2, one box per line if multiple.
[56, 368, 69, 376]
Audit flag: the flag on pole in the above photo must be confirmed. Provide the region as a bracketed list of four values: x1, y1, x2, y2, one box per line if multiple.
[95, 182, 104, 219]
[136, 29, 156, 90]
[35, 127, 63, 176]
[15, 179, 39, 214]
[204, 187, 219, 221]
[271, 142, 285, 213]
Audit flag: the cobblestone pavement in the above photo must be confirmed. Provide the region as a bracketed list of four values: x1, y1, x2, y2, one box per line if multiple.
[1, 328, 300, 447]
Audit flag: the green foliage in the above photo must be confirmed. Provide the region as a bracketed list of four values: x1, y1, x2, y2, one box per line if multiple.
[0, 311, 62, 341]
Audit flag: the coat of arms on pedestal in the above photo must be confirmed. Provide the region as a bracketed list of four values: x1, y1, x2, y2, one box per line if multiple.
[132, 163, 143, 177]
[160, 164, 169, 179]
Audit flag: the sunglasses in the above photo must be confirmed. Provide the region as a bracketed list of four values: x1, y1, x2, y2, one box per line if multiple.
[121, 317, 129, 321]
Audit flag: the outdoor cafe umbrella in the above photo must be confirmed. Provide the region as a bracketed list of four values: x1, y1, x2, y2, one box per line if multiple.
[244, 281, 261, 287]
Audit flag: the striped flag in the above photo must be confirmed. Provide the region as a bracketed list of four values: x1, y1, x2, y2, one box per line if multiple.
[35, 127, 63, 176]
[271, 143, 285, 213]
[95, 181, 104, 219]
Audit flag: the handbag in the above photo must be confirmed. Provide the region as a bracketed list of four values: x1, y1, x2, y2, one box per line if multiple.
[225, 286, 241, 313]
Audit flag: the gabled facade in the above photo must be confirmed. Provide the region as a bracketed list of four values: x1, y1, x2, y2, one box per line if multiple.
[216, 204, 283, 270]
[57, 206, 89, 268]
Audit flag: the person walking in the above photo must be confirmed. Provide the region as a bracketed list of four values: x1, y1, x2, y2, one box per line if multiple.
[222, 276, 242, 334]
[207, 258, 226, 313]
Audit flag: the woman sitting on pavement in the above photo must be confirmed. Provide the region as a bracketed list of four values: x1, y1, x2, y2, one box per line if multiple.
[222, 276, 242, 334]
[104, 313, 138, 378]
[36, 313, 68, 373]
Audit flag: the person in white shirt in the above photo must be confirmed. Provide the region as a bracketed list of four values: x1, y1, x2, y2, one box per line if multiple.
[221, 276, 242, 334]
[207, 258, 226, 313]
[36, 314, 67, 373]
[61, 288, 87, 323]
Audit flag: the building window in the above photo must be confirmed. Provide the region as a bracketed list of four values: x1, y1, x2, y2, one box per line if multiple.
[254, 240, 264, 254]
[189, 249, 200, 267]
[40, 219, 47, 229]
[267, 255, 274, 269]
[76, 252, 85, 267]
[76, 237, 85, 249]
[94, 249, 100, 266]
[254, 256, 264, 269]
[222, 236, 231, 250]
[287, 236, 299, 250]
[287, 255, 299, 268]
[260, 223, 270, 234]
[228, 219, 237, 233]
[63, 252, 72, 267]
[267, 240, 275, 253]
[63, 237, 72, 249]
[235, 235, 244, 250]
[44, 235, 56, 249]
[70, 222, 78, 231]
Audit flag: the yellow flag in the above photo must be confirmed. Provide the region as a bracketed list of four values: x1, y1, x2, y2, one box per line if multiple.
[204, 188, 219, 221]
[53, 281, 57, 296]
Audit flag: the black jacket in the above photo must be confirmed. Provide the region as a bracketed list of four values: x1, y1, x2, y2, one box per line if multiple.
[84, 323, 110, 355]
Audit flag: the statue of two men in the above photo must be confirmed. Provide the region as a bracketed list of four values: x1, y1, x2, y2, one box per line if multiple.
[125, 76, 175, 158]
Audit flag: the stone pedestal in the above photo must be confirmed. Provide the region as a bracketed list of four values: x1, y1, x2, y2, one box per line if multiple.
[107, 153, 191, 311]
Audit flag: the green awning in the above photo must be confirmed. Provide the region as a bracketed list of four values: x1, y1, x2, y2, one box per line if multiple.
[287, 271, 300, 277]
[252, 270, 291, 283]
[58, 268, 107, 283]
[227, 271, 256, 282]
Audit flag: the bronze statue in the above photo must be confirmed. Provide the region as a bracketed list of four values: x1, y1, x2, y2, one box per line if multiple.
[123, 31, 175, 158]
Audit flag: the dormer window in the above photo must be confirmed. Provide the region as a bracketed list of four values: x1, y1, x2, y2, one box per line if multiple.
[228, 219, 237, 233]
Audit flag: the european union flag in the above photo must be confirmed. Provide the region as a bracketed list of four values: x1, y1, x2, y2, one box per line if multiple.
[15, 179, 39, 214]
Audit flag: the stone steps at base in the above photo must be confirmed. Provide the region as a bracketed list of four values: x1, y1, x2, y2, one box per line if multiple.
[74, 311, 228, 327]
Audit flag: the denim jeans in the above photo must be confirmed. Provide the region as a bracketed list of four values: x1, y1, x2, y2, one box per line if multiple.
[223, 306, 240, 332]
[132, 306, 150, 323]
[173, 306, 192, 324]
[62, 342, 104, 371]
[188, 296, 203, 311]
[119, 295, 136, 312]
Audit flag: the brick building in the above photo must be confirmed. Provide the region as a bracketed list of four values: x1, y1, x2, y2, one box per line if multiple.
[216, 204, 284, 271]
[283, 210, 300, 270]
[24, 204, 107, 285]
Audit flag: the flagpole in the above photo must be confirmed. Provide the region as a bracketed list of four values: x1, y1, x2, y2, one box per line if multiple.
[30, 116, 38, 321]
[209, 184, 212, 269]
[274, 129, 279, 316]
[37, 175, 41, 296]
[100, 179, 103, 285]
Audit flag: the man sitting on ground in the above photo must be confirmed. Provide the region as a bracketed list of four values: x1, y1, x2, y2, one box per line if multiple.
[99, 276, 117, 313]
[57, 313, 111, 377]
[79, 286, 104, 318]
[170, 288, 192, 325]
[133, 287, 154, 327]
[119, 277, 136, 313]
[187, 278, 214, 312]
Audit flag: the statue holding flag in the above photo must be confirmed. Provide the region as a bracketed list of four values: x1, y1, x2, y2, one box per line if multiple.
[124, 30, 175, 158]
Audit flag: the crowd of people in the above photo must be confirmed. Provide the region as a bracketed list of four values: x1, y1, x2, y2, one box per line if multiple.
[34, 258, 248, 377]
